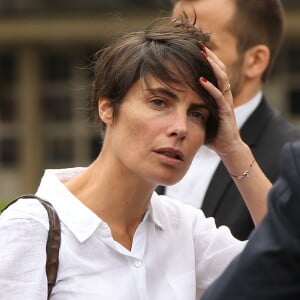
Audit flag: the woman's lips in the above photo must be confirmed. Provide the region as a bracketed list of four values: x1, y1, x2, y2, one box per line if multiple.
[154, 147, 184, 166]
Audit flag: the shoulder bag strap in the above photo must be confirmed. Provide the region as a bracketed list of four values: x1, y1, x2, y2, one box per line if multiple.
[1, 194, 61, 299]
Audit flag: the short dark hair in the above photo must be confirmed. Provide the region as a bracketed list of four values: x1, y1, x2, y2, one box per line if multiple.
[91, 17, 219, 144]
[229, 0, 285, 81]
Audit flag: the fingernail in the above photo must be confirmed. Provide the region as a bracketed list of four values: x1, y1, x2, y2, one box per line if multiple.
[200, 76, 207, 83]
[201, 50, 208, 58]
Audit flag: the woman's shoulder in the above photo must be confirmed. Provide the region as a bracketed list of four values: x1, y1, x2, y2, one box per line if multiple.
[0, 196, 50, 230]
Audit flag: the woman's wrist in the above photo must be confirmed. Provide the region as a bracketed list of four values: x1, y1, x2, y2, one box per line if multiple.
[229, 158, 256, 180]
[218, 139, 249, 159]
[219, 142, 255, 176]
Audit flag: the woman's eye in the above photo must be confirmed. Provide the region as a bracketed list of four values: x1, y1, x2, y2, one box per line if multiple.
[190, 111, 206, 123]
[150, 98, 166, 108]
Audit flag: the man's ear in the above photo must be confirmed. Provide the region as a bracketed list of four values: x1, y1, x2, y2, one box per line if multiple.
[244, 45, 270, 79]
[98, 97, 113, 125]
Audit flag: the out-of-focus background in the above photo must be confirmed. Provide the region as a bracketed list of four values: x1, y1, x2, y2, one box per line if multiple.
[0, 0, 300, 204]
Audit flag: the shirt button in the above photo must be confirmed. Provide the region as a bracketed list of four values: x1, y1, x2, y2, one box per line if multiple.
[134, 260, 142, 268]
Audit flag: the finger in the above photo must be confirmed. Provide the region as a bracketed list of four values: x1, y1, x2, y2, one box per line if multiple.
[200, 76, 233, 108]
[206, 55, 230, 93]
[222, 82, 231, 95]
[202, 51, 231, 94]
[204, 47, 227, 73]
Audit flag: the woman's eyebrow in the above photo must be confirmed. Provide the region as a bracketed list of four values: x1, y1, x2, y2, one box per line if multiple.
[145, 87, 178, 100]
[146, 86, 208, 108]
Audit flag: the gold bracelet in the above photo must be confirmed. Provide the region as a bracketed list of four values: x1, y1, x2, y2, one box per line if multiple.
[230, 159, 256, 180]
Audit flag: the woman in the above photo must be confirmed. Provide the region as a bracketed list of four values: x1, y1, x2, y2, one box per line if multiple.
[0, 17, 271, 299]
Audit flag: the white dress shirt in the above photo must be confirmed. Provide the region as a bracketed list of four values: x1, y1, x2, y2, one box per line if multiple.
[165, 92, 262, 208]
[0, 167, 246, 300]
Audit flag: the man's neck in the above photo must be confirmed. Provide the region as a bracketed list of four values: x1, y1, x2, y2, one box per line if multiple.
[233, 81, 263, 107]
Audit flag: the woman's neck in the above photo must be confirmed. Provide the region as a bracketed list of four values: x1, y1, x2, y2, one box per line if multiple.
[64, 154, 154, 250]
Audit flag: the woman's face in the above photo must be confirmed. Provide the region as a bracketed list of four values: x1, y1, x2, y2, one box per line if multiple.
[102, 75, 210, 187]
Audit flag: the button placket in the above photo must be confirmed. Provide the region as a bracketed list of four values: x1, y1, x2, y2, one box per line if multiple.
[134, 259, 142, 268]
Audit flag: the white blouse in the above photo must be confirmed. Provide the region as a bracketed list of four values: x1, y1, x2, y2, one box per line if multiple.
[0, 168, 246, 300]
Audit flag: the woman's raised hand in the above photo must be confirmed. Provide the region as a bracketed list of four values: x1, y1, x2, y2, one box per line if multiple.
[200, 47, 243, 159]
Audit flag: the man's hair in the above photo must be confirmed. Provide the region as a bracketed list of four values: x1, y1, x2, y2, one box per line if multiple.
[228, 0, 285, 81]
[91, 16, 219, 143]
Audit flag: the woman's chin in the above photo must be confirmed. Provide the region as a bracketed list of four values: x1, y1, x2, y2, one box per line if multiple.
[156, 175, 183, 187]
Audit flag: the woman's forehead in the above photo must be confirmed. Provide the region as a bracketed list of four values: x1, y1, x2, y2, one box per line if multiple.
[142, 64, 194, 90]
[135, 75, 205, 104]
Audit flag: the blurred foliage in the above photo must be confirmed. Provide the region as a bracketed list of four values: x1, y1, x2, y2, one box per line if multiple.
[0, 199, 11, 211]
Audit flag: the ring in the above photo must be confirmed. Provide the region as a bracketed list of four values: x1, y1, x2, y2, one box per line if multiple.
[222, 82, 231, 95]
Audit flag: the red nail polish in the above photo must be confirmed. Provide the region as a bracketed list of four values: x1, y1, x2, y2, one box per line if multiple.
[201, 50, 208, 58]
[200, 76, 207, 83]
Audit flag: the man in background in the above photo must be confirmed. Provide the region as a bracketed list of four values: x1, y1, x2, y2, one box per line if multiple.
[158, 0, 300, 240]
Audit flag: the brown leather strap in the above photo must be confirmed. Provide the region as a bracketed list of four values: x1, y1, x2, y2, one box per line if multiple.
[2, 195, 61, 299]
[37, 198, 61, 298]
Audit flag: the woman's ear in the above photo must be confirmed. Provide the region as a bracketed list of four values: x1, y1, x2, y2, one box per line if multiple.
[244, 44, 270, 80]
[98, 97, 114, 125]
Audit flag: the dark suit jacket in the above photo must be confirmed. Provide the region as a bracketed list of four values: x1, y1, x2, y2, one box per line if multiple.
[200, 141, 300, 300]
[157, 97, 300, 240]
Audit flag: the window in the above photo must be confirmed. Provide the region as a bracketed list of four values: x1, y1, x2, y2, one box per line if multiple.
[0, 94, 16, 122]
[42, 94, 72, 122]
[42, 52, 71, 81]
[0, 51, 15, 83]
[45, 137, 74, 164]
[89, 135, 102, 161]
[0, 137, 19, 167]
[0, 52, 16, 122]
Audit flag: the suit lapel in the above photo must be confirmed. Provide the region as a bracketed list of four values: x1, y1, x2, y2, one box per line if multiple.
[201, 162, 230, 215]
[202, 97, 272, 215]
[239, 97, 272, 147]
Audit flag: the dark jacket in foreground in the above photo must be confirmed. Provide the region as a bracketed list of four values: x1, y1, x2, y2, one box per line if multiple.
[200, 141, 300, 300]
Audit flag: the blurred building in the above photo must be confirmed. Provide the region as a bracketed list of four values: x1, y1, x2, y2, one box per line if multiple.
[0, 0, 299, 199]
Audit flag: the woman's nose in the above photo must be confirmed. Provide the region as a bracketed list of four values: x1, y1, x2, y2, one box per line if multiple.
[167, 115, 188, 141]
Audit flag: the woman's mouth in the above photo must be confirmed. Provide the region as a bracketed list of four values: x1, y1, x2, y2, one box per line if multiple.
[154, 147, 184, 166]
